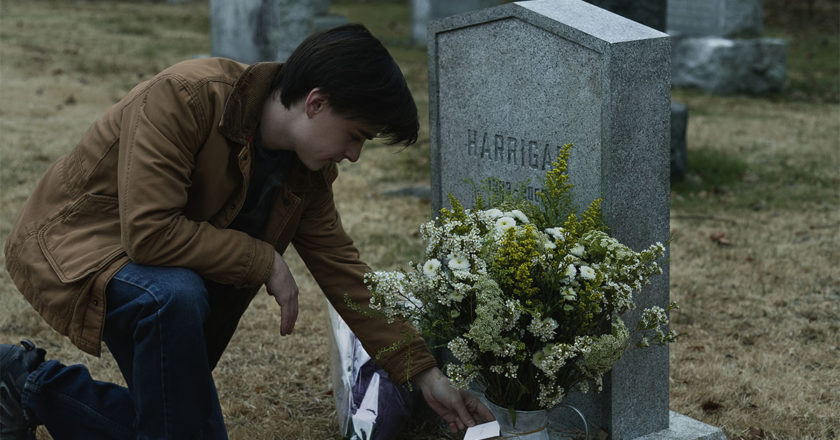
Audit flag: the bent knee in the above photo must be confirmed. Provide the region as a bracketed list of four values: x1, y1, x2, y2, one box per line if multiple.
[111, 264, 210, 318]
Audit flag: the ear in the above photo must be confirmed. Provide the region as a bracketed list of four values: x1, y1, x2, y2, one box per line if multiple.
[304, 88, 329, 118]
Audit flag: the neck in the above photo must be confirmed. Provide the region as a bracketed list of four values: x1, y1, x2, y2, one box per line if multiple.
[259, 95, 300, 152]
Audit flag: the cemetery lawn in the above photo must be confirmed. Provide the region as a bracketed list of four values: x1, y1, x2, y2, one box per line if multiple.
[1, 1, 837, 439]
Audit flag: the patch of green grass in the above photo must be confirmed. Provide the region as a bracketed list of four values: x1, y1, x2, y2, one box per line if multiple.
[672, 149, 749, 198]
[763, 0, 840, 103]
[359, 231, 425, 269]
[369, 142, 431, 185]
[767, 25, 840, 103]
[671, 146, 839, 212]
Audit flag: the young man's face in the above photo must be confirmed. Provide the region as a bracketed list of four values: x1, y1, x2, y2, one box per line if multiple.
[261, 89, 378, 171]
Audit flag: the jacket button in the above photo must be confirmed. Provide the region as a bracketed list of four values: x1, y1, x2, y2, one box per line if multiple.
[93, 299, 99, 306]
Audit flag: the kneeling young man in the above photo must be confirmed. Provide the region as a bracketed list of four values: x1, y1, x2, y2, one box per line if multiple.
[1, 24, 491, 439]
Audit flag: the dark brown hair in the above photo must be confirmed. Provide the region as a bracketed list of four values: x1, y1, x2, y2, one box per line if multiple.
[273, 24, 418, 146]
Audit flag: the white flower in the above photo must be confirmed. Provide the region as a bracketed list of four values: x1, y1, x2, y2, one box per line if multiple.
[545, 227, 566, 242]
[483, 208, 505, 219]
[571, 244, 585, 258]
[495, 216, 516, 233]
[528, 314, 558, 342]
[448, 337, 475, 363]
[510, 209, 530, 224]
[579, 265, 596, 280]
[422, 259, 441, 277]
[448, 253, 470, 271]
[544, 241, 557, 250]
[563, 264, 577, 279]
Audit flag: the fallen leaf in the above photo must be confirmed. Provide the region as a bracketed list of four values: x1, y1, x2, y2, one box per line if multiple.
[709, 231, 732, 246]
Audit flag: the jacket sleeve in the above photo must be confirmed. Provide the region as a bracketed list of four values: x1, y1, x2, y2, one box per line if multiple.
[292, 186, 437, 385]
[117, 74, 274, 287]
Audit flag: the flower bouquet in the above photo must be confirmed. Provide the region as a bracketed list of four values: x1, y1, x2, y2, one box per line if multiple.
[364, 144, 677, 412]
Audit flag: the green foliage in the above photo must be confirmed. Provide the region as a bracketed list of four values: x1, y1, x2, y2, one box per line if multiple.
[532, 143, 576, 228]
[489, 226, 541, 301]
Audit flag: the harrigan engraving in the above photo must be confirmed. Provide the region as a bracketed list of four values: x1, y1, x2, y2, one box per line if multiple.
[466, 129, 563, 171]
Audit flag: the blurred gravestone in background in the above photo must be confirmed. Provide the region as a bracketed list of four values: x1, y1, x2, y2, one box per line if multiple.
[583, 0, 667, 31]
[583, 0, 688, 181]
[411, 0, 504, 45]
[311, 0, 350, 33]
[668, 0, 787, 95]
[668, 0, 762, 37]
[210, 0, 346, 64]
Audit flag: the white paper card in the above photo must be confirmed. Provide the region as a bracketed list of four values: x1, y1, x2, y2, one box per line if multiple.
[463, 421, 501, 440]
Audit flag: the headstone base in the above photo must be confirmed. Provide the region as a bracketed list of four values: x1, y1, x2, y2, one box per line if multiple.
[672, 36, 787, 95]
[635, 411, 727, 440]
[545, 410, 726, 440]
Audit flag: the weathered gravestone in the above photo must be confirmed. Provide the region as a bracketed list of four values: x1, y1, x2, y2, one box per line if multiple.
[210, 0, 345, 64]
[312, 0, 349, 33]
[428, 1, 724, 438]
[667, 0, 762, 37]
[667, 0, 786, 95]
[411, 0, 504, 45]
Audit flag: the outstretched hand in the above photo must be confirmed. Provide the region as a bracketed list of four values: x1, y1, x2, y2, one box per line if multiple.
[413, 367, 495, 433]
[265, 251, 299, 335]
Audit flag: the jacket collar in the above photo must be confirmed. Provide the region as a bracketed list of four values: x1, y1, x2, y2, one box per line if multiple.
[219, 61, 282, 145]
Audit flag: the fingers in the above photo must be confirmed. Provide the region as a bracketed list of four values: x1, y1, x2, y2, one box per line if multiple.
[466, 393, 495, 422]
[422, 385, 474, 432]
[268, 251, 299, 336]
[422, 389, 460, 432]
[451, 393, 476, 430]
[272, 282, 299, 335]
[278, 290, 298, 335]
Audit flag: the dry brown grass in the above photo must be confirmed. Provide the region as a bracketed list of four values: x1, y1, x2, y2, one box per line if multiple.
[1, 1, 838, 439]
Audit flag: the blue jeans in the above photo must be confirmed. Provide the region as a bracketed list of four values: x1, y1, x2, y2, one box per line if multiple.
[22, 263, 258, 439]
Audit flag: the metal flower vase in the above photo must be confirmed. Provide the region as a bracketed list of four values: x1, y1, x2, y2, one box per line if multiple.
[485, 400, 550, 440]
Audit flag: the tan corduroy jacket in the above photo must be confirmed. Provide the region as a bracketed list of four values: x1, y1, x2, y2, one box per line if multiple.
[4, 57, 435, 384]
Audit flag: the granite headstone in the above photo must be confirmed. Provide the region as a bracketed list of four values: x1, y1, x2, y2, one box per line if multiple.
[211, 0, 345, 64]
[429, 1, 723, 438]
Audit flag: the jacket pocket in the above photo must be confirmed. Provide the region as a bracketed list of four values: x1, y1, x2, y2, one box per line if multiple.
[37, 193, 125, 283]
